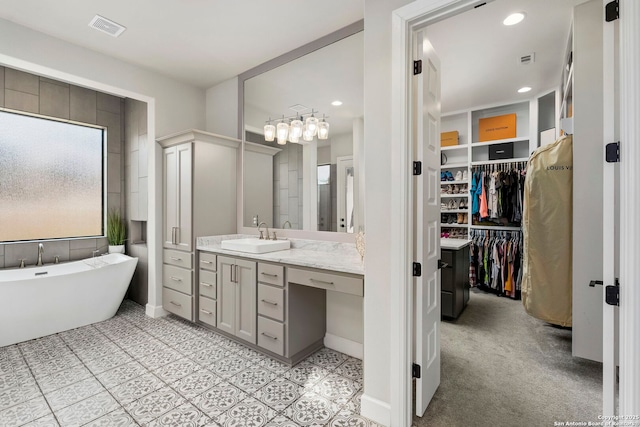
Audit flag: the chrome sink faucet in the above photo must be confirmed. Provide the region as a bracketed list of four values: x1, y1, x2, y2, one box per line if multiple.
[257, 222, 270, 240]
[36, 243, 44, 266]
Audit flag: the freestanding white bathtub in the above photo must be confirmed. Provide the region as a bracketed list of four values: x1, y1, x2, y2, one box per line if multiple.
[0, 253, 138, 347]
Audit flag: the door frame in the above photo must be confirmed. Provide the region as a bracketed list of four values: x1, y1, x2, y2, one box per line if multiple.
[390, 0, 640, 424]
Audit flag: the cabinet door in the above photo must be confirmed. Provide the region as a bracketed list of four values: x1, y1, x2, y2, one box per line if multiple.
[163, 146, 178, 249]
[216, 256, 236, 336]
[235, 259, 257, 344]
[176, 143, 192, 252]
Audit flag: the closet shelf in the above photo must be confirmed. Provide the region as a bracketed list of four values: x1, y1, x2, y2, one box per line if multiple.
[470, 225, 521, 231]
[471, 158, 529, 166]
[441, 194, 470, 198]
[441, 223, 469, 228]
[440, 180, 469, 185]
[441, 162, 468, 169]
[471, 137, 529, 147]
[441, 209, 468, 213]
[441, 144, 468, 151]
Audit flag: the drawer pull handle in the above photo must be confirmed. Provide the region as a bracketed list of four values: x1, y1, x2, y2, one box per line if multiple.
[261, 272, 278, 277]
[310, 278, 334, 286]
[200, 282, 213, 287]
[201, 260, 213, 264]
[170, 276, 182, 282]
[170, 301, 181, 307]
[261, 299, 278, 306]
[261, 332, 278, 340]
[170, 257, 182, 261]
[200, 309, 212, 315]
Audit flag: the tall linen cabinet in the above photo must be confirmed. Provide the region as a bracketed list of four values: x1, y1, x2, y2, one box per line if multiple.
[158, 130, 240, 320]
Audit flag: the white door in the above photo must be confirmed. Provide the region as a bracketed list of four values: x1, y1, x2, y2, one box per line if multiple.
[602, 3, 619, 416]
[414, 30, 442, 417]
[337, 156, 354, 233]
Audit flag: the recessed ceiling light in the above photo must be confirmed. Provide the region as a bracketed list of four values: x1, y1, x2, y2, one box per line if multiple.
[518, 86, 532, 93]
[331, 100, 343, 106]
[503, 12, 526, 26]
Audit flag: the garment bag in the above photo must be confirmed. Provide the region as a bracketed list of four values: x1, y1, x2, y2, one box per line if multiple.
[521, 135, 573, 327]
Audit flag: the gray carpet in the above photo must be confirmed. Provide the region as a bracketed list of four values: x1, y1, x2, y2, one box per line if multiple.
[416, 288, 602, 427]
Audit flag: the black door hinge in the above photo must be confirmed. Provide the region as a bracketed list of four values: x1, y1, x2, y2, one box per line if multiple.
[413, 60, 422, 75]
[606, 142, 620, 163]
[413, 161, 422, 175]
[605, 0, 619, 22]
[412, 363, 421, 379]
[606, 278, 620, 306]
[589, 280, 604, 287]
[413, 262, 422, 277]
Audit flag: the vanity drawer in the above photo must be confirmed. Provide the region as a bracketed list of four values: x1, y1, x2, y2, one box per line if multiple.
[199, 270, 217, 299]
[258, 284, 285, 322]
[164, 249, 192, 269]
[163, 264, 193, 295]
[287, 267, 363, 297]
[258, 316, 285, 356]
[258, 263, 284, 287]
[163, 287, 193, 321]
[199, 252, 217, 271]
[198, 296, 216, 327]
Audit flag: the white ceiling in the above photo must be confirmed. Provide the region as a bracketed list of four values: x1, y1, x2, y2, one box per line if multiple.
[0, 0, 589, 115]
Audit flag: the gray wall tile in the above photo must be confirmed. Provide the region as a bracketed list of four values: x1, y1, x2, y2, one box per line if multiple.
[0, 67, 4, 107]
[138, 177, 148, 220]
[69, 239, 97, 250]
[129, 151, 139, 193]
[107, 192, 121, 215]
[97, 92, 121, 114]
[40, 240, 70, 264]
[39, 81, 70, 119]
[69, 248, 97, 260]
[137, 102, 147, 135]
[97, 110, 122, 154]
[70, 86, 97, 124]
[138, 134, 148, 177]
[107, 153, 121, 193]
[5, 89, 39, 114]
[0, 256, 4, 269]
[40, 76, 69, 88]
[0, 244, 3, 256]
[5, 68, 39, 95]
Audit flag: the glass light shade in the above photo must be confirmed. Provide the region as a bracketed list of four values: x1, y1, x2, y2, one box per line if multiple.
[288, 130, 299, 143]
[302, 124, 314, 142]
[317, 121, 330, 140]
[264, 124, 276, 142]
[290, 119, 303, 139]
[276, 122, 289, 144]
[306, 116, 319, 136]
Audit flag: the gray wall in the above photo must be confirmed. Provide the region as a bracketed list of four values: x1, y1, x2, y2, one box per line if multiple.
[273, 143, 303, 229]
[0, 66, 124, 268]
[124, 99, 149, 305]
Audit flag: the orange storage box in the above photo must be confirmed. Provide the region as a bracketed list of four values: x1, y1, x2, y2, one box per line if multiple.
[441, 131, 459, 147]
[478, 113, 517, 142]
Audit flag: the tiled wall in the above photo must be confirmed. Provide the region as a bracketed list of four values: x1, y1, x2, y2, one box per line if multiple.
[124, 99, 149, 305]
[273, 143, 304, 229]
[0, 66, 124, 268]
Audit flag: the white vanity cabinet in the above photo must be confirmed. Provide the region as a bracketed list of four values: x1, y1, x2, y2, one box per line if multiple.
[158, 130, 240, 321]
[217, 256, 257, 344]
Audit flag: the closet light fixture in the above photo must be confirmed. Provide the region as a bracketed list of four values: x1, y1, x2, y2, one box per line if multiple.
[503, 12, 525, 26]
[518, 86, 532, 93]
[263, 109, 329, 145]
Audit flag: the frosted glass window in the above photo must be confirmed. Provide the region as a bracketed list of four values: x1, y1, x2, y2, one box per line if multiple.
[0, 111, 104, 242]
[317, 164, 331, 185]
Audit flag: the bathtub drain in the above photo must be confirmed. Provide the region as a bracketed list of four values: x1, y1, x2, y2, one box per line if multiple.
[35, 272, 48, 276]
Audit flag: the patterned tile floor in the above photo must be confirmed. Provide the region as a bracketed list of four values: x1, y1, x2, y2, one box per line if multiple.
[0, 300, 379, 427]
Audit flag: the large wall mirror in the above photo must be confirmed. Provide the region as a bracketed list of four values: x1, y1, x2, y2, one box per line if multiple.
[241, 25, 363, 234]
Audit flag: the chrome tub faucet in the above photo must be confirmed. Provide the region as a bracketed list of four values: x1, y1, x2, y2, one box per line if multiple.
[36, 243, 44, 266]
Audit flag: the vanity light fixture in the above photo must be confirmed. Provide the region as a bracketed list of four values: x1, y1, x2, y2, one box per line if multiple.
[518, 86, 532, 93]
[503, 12, 526, 26]
[331, 100, 343, 106]
[263, 109, 329, 144]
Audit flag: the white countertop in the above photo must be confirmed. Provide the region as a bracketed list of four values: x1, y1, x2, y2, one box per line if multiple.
[197, 235, 364, 276]
[441, 238, 471, 250]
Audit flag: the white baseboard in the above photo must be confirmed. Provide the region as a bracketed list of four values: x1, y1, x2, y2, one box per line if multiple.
[360, 394, 391, 426]
[146, 304, 167, 319]
[324, 333, 363, 359]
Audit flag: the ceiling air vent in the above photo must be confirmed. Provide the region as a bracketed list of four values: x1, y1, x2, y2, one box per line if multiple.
[288, 104, 308, 113]
[88, 15, 126, 38]
[519, 52, 536, 65]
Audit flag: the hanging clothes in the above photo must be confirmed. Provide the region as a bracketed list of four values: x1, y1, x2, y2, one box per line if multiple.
[521, 135, 573, 327]
[471, 162, 527, 227]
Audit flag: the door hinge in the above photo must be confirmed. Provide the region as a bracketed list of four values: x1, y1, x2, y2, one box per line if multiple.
[412, 363, 421, 379]
[605, 0, 619, 22]
[412, 262, 422, 277]
[413, 161, 422, 175]
[413, 60, 422, 75]
[606, 141, 620, 163]
[606, 278, 620, 306]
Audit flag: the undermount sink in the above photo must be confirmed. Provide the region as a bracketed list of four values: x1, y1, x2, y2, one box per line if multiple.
[220, 238, 291, 254]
